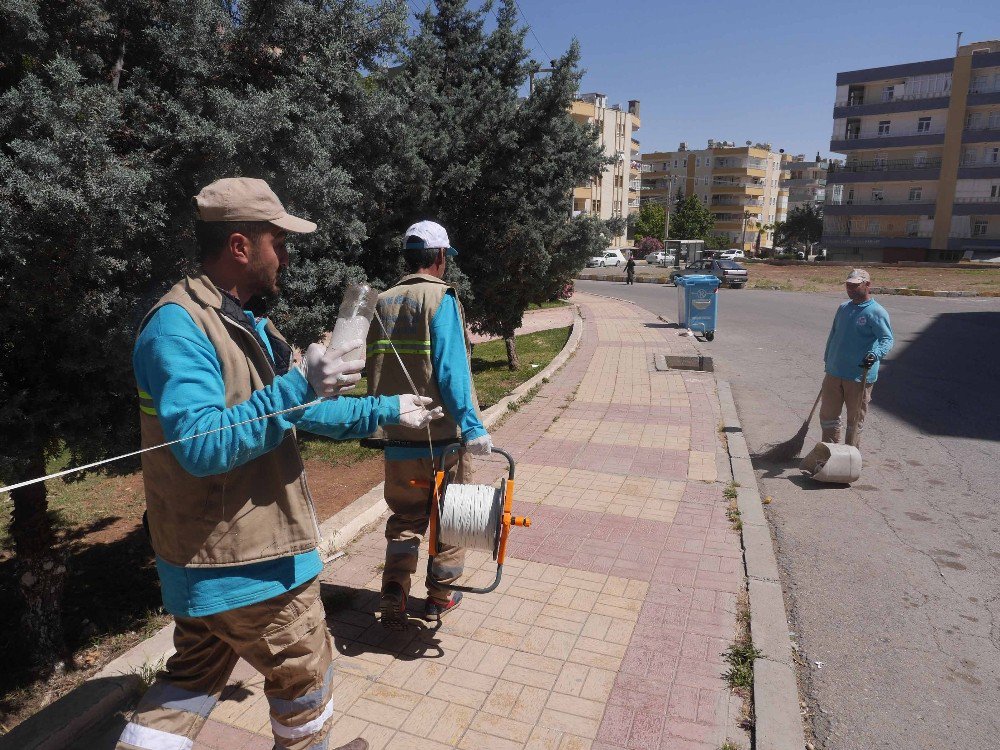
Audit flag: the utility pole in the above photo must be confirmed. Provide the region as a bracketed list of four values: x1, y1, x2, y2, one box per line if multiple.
[663, 174, 678, 267]
[528, 61, 556, 96]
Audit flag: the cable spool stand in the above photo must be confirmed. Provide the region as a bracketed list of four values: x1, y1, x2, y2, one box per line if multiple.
[412, 445, 530, 594]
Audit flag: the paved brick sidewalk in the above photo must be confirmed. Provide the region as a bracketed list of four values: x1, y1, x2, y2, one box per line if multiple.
[84, 293, 747, 750]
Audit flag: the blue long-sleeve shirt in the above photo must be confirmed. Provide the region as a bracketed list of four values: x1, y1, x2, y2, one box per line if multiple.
[385, 294, 486, 460]
[824, 298, 894, 383]
[134, 303, 401, 616]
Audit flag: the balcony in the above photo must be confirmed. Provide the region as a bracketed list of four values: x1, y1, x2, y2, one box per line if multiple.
[827, 196, 935, 207]
[834, 90, 951, 108]
[831, 124, 946, 151]
[826, 156, 942, 183]
[953, 194, 1000, 215]
[832, 91, 951, 119]
[833, 123, 945, 140]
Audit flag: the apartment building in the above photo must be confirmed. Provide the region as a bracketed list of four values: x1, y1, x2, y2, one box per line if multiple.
[640, 140, 789, 252]
[782, 153, 831, 212]
[826, 39, 1000, 262]
[570, 93, 641, 246]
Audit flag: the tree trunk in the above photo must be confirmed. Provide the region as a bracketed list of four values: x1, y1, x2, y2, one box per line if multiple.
[10, 448, 68, 677]
[504, 336, 519, 371]
[110, 38, 125, 91]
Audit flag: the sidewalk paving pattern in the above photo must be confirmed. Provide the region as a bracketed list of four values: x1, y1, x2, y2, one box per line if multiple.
[125, 295, 747, 750]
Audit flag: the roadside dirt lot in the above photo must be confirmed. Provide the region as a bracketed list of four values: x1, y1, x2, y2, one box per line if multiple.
[581, 261, 1000, 295]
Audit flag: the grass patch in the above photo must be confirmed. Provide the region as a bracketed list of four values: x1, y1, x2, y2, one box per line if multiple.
[527, 300, 570, 310]
[723, 481, 739, 500]
[726, 500, 742, 531]
[720, 742, 744, 750]
[723, 639, 764, 691]
[470, 326, 571, 409]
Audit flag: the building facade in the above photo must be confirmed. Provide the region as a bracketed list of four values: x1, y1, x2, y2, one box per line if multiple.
[570, 94, 641, 246]
[640, 140, 789, 253]
[782, 153, 831, 212]
[826, 39, 1000, 262]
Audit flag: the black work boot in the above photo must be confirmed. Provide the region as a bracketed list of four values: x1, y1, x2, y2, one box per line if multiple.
[378, 582, 408, 630]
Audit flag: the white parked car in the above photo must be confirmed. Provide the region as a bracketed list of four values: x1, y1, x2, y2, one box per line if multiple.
[645, 251, 675, 266]
[719, 248, 746, 260]
[586, 249, 626, 267]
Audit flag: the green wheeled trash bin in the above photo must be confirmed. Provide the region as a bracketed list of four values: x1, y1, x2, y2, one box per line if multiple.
[676, 274, 720, 340]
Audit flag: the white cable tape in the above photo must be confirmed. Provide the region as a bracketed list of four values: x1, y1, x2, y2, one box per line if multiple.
[439, 483, 502, 551]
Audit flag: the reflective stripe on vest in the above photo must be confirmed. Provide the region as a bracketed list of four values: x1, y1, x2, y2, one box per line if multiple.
[367, 338, 431, 356]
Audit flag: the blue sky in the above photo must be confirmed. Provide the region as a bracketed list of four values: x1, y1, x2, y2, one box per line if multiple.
[493, 0, 999, 159]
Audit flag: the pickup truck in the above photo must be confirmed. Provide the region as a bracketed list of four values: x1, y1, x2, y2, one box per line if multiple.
[669, 259, 749, 289]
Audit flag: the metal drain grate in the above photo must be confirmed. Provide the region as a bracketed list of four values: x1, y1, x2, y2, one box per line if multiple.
[654, 354, 713, 372]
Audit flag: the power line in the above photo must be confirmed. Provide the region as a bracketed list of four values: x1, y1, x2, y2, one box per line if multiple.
[512, 0, 551, 63]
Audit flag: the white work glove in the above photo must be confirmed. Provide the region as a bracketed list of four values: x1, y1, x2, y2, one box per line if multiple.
[301, 339, 364, 398]
[466, 433, 493, 456]
[397, 394, 445, 429]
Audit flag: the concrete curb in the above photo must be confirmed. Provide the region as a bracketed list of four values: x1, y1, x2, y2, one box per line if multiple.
[577, 273, 999, 297]
[717, 380, 806, 750]
[6, 309, 585, 750]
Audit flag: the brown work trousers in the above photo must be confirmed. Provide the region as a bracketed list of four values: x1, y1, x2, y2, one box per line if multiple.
[116, 578, 333, 750]
[383, 451, 471, 604]
[819, 373, 874, 448]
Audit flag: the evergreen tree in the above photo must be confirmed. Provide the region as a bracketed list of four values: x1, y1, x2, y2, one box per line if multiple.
[0, 0, 407, 673]
[385, 0, 604, 368]
[670, 191, 715, 240]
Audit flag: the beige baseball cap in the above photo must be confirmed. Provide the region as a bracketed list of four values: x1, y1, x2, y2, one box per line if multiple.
[193, 178, 317, 233]
[846, 268, 871, 283]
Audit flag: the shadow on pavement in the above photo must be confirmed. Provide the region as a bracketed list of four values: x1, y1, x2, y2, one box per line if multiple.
[873, 311, 1000, 442]
[321, 583, 445, 661]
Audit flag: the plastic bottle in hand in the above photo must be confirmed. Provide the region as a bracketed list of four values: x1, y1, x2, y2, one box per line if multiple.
[329, 283, 378, 364]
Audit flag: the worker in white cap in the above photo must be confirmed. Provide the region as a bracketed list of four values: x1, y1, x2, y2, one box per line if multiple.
[119, 178, 443, 750]
[819, 268, 894, 448]
[366, 220, 491, 628]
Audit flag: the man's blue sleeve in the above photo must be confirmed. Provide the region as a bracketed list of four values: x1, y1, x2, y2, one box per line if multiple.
[870, 305, 894, 360]
[297, 395, 400, 440]
[430, 294, 486, 442]
[134, 305, 398, 476]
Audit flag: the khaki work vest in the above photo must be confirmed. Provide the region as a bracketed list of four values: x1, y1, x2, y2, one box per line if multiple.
[366, 274, 480, 444]
[136, 274, 320, 567]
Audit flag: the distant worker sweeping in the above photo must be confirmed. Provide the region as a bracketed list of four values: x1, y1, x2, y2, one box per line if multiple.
[818, 268, 894, 449]
[367, 220, 492, 629]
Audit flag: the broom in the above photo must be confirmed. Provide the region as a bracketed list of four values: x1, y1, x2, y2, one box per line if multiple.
[758, 388, 823, 462]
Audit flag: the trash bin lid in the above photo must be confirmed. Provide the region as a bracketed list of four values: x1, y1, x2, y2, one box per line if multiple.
[684, 274, 720, 286]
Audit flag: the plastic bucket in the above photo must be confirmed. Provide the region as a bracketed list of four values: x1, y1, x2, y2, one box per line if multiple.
[800, 442, 862, 484]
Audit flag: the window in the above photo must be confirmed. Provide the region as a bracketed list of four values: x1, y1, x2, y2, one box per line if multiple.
[673, 160, 678, 167]
[846, 188, 855, 205]
[871, 188, 884, 202]
[992, 147, 1000, 164]
[594, 200, 601, 213]
[992, 184, 1000, 199]
[917, 117, 932, 133]
[874, 152, 888, 167]
[966, 112, 983, 129]
[878, 120, 891, 136]
[914, 151, 928, 167]
[696, 157, 701, 167]
[906, 220, 919, 236]
[881, 85, 895, 102]
[990, 111, 1000, 129]
[972, 220, 988, 236]
[908, 187, 922, 202]
[851, 248, 861, 255]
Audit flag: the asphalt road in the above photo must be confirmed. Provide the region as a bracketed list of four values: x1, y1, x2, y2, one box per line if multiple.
[576, 279, 1000, 750]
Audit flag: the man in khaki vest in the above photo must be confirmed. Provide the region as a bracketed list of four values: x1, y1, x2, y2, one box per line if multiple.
[119, 178, 441, 750]
[367, 220, 492, 629]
